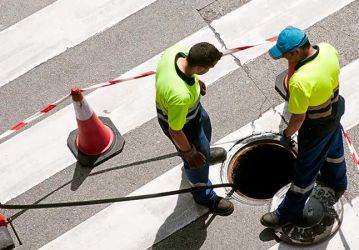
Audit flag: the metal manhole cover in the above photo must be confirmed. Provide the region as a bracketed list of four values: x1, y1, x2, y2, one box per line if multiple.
[270, 183, 344, 245]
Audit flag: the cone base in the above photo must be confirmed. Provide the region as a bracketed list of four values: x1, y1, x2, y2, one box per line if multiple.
[67, 117, 125, 167]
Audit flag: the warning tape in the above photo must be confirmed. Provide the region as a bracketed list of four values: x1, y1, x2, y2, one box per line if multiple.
[0, 71, 156, 141]
[0, 94, 70, 141]
[0, 37, 277, 141]
[222, 35, 277, 56]
[341, 126, 359, 168]
[80, 71, 156, 91]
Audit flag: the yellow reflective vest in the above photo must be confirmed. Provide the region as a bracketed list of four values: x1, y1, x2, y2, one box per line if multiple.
[155, 45, 200, 131]
[288, 43, 344, 136]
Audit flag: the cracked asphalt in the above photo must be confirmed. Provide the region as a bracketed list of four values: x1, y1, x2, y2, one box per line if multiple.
[1, 0, 358, 249]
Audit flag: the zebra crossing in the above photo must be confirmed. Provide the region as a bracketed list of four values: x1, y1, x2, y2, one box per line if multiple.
[0, 0, 358, 249]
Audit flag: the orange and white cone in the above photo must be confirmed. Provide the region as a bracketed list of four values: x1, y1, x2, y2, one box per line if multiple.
[0, 214, 7, 227]
[275, 62, 296, 101]
[67, 86, 125, 166]
[71, 87, 114, 155]
[283, 61, 296, 94]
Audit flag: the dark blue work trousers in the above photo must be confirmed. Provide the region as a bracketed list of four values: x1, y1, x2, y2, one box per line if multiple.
[276, 125, 348, 219]
[158, 104, 217, 205]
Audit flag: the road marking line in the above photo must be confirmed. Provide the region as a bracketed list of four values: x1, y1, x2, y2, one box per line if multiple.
[212, 0, 355, 64]
[0, 0, 157, 88]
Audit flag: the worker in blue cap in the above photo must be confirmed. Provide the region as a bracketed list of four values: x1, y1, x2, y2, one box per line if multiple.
[261, 27, 348, 228]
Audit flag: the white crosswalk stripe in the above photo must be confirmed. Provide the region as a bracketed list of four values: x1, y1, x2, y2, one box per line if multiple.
[0, 0, 158, 88]
[0, 0, 358, 249]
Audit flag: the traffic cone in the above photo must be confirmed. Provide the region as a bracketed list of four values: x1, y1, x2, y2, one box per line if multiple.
[67, 86, 125, 166]
[274, 62, 296, 101]
[0, 213, 15, 249]
[0, 214, 6, 227]
[283, 61, 296, 93]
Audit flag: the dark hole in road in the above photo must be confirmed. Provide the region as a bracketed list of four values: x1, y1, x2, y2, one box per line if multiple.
[228, 140, 296, 200]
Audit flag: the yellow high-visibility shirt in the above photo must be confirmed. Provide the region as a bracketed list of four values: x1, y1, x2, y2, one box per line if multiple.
[288, 43, 340, 114]
[155, 45, 200, 131]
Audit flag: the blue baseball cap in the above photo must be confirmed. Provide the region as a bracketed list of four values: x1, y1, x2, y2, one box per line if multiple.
[269, 27, 308, 59]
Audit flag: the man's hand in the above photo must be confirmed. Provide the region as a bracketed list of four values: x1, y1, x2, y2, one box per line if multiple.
[280, 129, 295, 148]
[199, 80, 206, 96]
[179, 145, 206, 169]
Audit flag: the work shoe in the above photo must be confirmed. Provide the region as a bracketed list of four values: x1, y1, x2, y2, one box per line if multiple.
[260, 211, 291, 229]
[334, 190, 345, 203]
[209, 147, 227, 164]
[208, 196, 234, 216]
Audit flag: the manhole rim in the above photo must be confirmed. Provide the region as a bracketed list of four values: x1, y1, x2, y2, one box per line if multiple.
[220, 132, 297, 205]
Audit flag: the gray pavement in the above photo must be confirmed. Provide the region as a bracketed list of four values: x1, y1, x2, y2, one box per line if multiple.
[155, 1, 359, 249]
[1, 0, 358, 249]
[0, 0, 211, 140]
[0, 0, 57, 31]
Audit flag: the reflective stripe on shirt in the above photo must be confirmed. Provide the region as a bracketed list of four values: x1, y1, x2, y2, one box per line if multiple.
[307, 86, 339, 119]
[156, 98, 200, 124]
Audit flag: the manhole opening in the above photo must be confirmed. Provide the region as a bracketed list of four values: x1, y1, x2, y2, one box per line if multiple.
[228, 140, 296, 200]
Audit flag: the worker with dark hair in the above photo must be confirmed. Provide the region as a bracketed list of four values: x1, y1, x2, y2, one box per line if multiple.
[155, 42, 234, 216]
[261, 27, 347, 228]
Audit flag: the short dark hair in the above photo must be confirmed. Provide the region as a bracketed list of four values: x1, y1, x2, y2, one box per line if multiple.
[289, 40, 311, 55]
[299, 40, 311, 50]
[187, 42, 223, 67]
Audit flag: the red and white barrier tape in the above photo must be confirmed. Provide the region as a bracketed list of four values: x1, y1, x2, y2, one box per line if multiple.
[80, 71, 156, 91]
[0, 37, 277, 141]
[222, 35, 278, 56]
[0, 94, 71, 141]
[341, 127, 359, 169]
[0, 71, 156, 141]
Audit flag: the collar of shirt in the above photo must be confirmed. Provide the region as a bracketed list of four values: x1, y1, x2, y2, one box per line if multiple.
[295, 45, 320, 70]
[174, 52, 196, 86]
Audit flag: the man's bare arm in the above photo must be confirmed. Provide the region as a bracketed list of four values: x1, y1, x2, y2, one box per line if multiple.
[168, 128, 206, 169]
[168, 128, 192, 152]
[284, 113, 306, 137]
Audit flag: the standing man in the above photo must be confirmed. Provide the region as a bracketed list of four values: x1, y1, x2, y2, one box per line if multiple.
[261, 27, 347, 228]
[155, 42, 234, 216]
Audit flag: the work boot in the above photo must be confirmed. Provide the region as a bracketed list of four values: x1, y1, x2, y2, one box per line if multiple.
[260, 211, 291, 229]
[207, 196, 234, 216]
[334, 190, 345, 203]
[209, 147, 227, 164]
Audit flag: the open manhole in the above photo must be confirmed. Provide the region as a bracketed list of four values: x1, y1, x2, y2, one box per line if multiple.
[221, 133, 297, 205]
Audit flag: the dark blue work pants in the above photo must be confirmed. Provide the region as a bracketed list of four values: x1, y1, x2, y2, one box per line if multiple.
[158, 104, 217, 205]
[276, 125, 347, 219]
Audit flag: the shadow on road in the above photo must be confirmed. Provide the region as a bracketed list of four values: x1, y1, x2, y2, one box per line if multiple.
[8, 152, 178, 221]
[152, 169, 209, 250]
